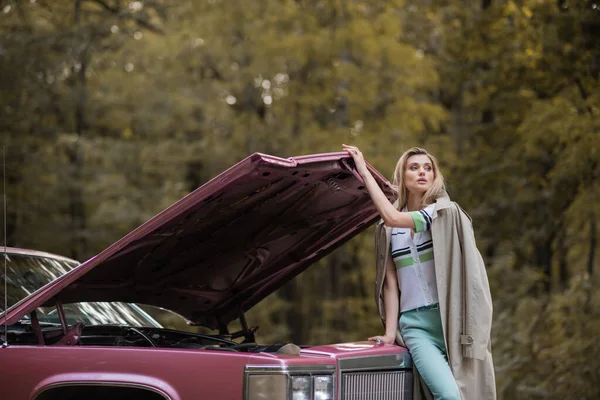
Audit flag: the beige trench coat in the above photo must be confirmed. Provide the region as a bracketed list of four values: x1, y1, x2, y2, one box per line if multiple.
[374, 195, 496, 400]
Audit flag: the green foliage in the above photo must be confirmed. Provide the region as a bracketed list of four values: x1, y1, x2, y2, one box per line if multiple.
[490, 264, 600, 399]
[1, 1, 599, 398]
[401, 2, 600, 398]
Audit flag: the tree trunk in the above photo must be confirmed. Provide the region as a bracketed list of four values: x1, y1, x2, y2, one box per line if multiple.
[589, 215, 597, 276]
[557, 230, 568, 288]
[533, 238, 554, 292]
[280, 279, 303, 344]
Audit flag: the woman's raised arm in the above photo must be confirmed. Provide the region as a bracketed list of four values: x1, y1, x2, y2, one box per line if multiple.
[343, 144, 415, 228]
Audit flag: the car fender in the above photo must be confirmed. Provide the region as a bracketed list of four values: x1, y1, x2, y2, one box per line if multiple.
[31, 373, 180, 400]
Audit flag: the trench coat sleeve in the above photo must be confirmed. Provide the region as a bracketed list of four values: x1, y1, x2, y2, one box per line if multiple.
[374, 222, 387, 320]
[375, 221, 432, 400]
[374, 221, 406, 348]
[455, 205, 493, 360]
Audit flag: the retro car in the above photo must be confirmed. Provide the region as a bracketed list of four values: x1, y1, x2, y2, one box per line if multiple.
[0, 152, 412, 400]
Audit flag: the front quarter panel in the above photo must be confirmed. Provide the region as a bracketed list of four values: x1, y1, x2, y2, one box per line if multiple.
[0, 346, 251, 400]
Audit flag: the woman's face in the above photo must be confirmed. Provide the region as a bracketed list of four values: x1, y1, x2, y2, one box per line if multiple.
[404, 154, 435, 194]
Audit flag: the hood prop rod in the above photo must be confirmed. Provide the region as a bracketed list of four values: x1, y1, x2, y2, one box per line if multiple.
[55, 299, 68, 336]
[238, 308, 256, 343]
[30, 310, 45, 345]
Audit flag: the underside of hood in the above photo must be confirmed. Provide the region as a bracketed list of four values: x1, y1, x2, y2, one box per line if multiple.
[4, 153, 396, 329]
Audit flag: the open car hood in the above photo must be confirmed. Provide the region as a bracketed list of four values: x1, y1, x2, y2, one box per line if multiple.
[3, 152, 396, 329]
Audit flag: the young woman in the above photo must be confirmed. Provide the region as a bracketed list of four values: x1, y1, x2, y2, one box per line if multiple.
[342, 145, 496, 400]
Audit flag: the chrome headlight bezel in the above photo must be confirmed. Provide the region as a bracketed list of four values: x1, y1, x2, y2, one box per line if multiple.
[244, 364, 335, 400]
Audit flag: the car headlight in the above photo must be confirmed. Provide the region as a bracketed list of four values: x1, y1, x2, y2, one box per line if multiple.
[291, 375, 311, 400]
[313, 375, 334, 400]
[245, 365, 335, 400]
[247, 374, 288, 399]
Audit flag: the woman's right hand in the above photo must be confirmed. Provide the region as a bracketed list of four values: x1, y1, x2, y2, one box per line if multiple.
[368, 334, 396, 345]
[342, 144, 369, 176]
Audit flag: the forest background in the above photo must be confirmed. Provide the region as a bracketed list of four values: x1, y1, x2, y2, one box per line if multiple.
[1, 0, 599, 398]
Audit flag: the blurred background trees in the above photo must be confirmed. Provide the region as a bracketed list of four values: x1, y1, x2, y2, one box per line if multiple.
[1, 1, 598, 398]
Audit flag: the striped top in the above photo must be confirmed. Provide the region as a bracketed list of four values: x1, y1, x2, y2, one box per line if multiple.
[390, 203, 439, 313]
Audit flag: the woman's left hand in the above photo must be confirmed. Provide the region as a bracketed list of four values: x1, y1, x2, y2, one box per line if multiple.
[368, 334, 396, 345]
[342, 144, 368, 176]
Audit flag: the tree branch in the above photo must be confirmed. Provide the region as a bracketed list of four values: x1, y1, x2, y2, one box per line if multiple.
[574, 77, 594, 115]
[85, 0, 165, 34]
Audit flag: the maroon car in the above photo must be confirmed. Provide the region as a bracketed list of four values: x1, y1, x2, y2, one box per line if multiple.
[0, 152, 412, 400]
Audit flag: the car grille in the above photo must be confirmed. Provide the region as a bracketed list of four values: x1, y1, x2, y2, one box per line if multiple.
[335, 353, 413, 400]
[341, 370, 413, 400]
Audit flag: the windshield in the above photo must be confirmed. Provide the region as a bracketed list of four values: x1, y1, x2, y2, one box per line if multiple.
[3, 251, 78, 308]
[22, 302, 159, 327]
[1, 250, 161, 328]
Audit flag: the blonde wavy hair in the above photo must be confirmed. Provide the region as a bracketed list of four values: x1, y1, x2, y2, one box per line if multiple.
[392, 147, 447, 210]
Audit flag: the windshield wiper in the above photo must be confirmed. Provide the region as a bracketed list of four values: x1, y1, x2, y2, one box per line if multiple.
[16, 320, 62, 328]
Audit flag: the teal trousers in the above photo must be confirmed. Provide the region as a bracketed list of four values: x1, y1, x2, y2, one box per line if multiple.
[399, 306, 461, 400]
